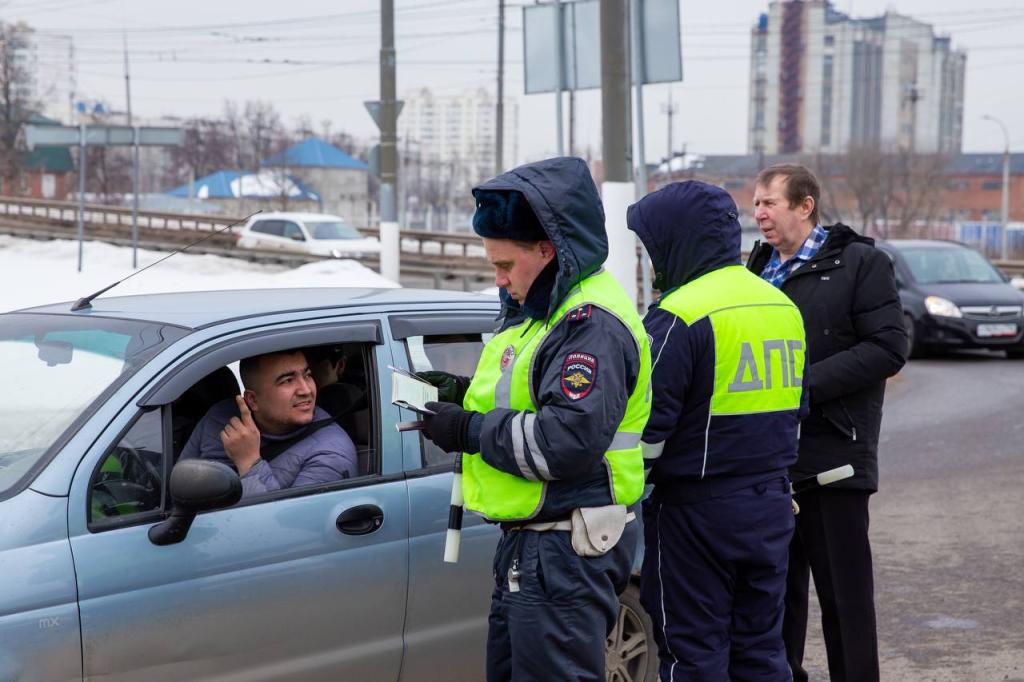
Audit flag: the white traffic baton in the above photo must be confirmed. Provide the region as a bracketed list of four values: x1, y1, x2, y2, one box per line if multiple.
[443, 453, 464, 563]
[792, 464, 855, 495]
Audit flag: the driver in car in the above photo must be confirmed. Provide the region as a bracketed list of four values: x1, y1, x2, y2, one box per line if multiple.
[180, 349, 357, 496]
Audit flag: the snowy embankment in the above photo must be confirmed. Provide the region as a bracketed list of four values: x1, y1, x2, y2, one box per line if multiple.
[0, 236, 399, 313]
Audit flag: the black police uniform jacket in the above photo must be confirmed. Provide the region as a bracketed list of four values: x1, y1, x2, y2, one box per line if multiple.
[473, 157, 642, 522]
[747, 222, 908, 492]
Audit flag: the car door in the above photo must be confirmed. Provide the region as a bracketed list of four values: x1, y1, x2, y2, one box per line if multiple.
[387, 310, 502, 682]
[280, 220, 308, 253]
[246, 219, 284, 249]
[66, 317, 411, 681]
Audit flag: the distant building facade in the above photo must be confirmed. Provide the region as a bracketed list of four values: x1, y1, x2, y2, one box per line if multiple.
[261, 138, 371, 226]
[654, 152, 1023, 236]
[748, 1, 966, 156]
[399, 87, 519, 193]
[23, 33, 76, 124]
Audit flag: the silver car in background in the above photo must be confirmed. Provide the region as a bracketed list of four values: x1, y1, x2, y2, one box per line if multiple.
[0, 289, 656, 681]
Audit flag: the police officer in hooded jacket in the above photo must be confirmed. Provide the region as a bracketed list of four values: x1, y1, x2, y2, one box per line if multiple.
[418, 157, 652, 682]
[627, 181, 808, 681]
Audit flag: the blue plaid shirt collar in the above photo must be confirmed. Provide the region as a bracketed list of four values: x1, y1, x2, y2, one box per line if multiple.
[760, 224, 828, 288]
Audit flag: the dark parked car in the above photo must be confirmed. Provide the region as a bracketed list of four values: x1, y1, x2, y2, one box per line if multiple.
[877, 240, 1024, 358]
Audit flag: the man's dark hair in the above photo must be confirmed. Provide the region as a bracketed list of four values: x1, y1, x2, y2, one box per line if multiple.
[756, 164, 821, 225]
[239, 349, 307, 390]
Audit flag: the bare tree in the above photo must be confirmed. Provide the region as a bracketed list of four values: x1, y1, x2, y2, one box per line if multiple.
[0, 21, 37, 194]
[165, 117, 234, 190]
[840, 145, 949, 239]
[242, 100, 284, 170]
[889, 149, 948, 238]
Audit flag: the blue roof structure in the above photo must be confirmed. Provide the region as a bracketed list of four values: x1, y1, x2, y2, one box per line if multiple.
[167, 170, 240, 198]
[166, 169, 320, 201]
[261, 137, 369, 171]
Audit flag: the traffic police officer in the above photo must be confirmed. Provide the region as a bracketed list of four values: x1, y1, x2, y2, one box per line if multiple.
[419, 157, 652, 682]
[627, 181, 808, 681]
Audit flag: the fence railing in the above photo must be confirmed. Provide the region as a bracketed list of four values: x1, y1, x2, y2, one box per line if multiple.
[2, 195, 1023, 281]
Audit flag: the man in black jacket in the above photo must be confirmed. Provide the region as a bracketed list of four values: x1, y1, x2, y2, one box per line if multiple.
[747, 164, 907, 682]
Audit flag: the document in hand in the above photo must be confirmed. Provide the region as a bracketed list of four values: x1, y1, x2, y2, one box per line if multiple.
[390, 366, 438, 415]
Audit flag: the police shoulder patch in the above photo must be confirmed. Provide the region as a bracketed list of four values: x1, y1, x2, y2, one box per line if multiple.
[561, 351, 597, 400]
[566, 304, 593, 322]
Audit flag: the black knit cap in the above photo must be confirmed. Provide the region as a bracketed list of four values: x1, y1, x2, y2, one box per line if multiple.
[471, 189, 549, 241]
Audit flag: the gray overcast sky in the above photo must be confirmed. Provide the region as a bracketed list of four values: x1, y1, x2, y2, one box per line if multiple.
[10, 0, 1024, 166]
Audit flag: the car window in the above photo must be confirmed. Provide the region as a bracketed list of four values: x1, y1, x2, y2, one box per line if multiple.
[308, 221, 363, 240]
[251, 220, 284, 237]
[169, 342, 380, 502]
[282, 221, 305, 241]
[89, 409, 167, 526]
[405, 333, 489, 467]
[902, 247, 1004, 284]
[0, 314, 187, 499]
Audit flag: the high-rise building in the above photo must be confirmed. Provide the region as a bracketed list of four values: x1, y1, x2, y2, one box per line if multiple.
[22, 33, 76, 124]
[748, 1, 965, 156]
[399, 87, 519, 193]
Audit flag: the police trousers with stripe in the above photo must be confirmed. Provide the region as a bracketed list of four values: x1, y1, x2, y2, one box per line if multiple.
[640, 476, 795, 682]
[486, 523, 636, 682]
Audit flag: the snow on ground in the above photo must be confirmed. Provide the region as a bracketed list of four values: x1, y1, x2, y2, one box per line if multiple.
[0, 236, 398, 313]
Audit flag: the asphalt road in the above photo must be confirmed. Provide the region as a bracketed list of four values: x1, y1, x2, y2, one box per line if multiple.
[800, 351, 1024, 681]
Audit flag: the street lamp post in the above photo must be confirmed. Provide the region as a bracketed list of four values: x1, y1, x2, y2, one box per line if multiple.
[982, 114, 1011, 261]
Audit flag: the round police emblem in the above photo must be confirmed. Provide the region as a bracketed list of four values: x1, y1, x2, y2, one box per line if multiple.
[500, 344, 516, 371]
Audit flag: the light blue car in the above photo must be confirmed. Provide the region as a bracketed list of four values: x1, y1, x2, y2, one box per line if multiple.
[0, 288, 655, 681]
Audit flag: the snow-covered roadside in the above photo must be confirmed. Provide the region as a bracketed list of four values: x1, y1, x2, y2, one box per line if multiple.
[0, 236, 399, 313]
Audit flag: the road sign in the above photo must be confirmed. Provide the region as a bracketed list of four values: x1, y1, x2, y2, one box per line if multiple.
[24, 125, 185, 150]
[523, 0, 682, 94]
[364, 100, 404, 131]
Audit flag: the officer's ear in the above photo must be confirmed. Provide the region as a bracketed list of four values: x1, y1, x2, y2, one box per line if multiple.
[537, 240, 556, 264]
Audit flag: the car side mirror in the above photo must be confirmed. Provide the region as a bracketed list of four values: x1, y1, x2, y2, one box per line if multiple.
[148, 459, 242, 546]
[290, 232, 305, 242]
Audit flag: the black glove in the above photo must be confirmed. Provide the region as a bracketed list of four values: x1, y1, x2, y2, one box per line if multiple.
[421, 401, 482, 453]
[416, 370, 471, 405]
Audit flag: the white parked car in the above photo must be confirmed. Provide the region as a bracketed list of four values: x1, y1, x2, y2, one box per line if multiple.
[237, 213, 381, 259]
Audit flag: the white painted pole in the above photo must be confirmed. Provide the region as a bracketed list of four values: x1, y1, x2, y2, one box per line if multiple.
[380, 183, 400, 283]
[603, 180, 638, 308]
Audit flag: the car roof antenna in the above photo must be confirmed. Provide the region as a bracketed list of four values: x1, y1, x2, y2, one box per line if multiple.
[71, 211, 262, 312]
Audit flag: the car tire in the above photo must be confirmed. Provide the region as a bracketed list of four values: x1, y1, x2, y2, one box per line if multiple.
[1006, 348, 1024, 359]
[606, 583, 659, 682]
[905, 313, 924, 359]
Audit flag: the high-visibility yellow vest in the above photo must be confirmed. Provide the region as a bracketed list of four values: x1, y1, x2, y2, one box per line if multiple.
[659, 265, 806, 418]
[461, 269, 652, 521]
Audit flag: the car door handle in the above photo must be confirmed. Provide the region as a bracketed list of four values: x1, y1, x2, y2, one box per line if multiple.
[336, 504, 384, 536]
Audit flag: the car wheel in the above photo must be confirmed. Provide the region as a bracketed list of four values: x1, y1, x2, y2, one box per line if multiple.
[904, 313, 924, 359]
[606, 583, 658, 682]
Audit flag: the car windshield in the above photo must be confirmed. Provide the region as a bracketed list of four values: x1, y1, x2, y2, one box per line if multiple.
[0, 313, 188, 496]
[308, 221, 363, 240]
[901, 247, 1005, 284]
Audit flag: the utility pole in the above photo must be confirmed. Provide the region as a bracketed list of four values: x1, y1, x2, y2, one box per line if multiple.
[77, 122, 86, 273]
[123, 29, 140, 269]
[496, 0, 505, 174]
[983, 115, 1011, 260]
[554, 0, 564, 156]
[600, 0, 637, 306]
[568, 3, 578, 157]
[663, 86, 677, 172]
[378, 0, 400, 282]
[568, 90, 576, 157]
[632, 0, 651, 309]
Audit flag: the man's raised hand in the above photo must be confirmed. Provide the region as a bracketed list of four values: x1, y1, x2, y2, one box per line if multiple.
[221, 395, 262, 476]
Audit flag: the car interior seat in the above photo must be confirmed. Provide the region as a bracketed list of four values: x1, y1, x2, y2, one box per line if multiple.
[171, 366, 241, 458]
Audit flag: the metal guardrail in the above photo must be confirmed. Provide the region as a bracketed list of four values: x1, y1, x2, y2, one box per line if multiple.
[0, 195, 494, 289]
[2, 195, 1023, 283]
